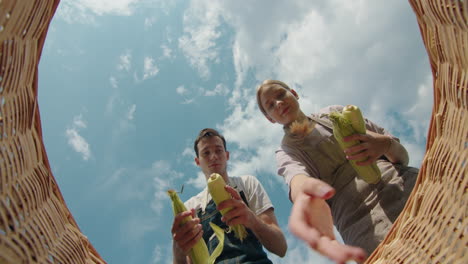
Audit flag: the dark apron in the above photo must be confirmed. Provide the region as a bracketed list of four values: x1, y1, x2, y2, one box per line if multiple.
[196, 193, 272, 264]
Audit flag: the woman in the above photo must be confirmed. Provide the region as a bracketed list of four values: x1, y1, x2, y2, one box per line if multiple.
[256, 80, 418, 263]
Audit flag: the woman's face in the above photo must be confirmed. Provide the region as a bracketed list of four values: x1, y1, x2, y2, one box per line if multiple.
[259, 85, 301, 125]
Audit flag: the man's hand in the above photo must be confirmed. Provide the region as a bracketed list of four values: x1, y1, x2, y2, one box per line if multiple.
[171, 209, 203, 255]
[217, 185, 288, 257]
[216, 186, 256, 228]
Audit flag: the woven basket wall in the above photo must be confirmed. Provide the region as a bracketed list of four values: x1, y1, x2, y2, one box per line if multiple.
[0, 0, 466, 264]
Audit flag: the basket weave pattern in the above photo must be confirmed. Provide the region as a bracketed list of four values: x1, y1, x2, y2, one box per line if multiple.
[0, 0, 466, 264]
[366, 1, 468, 263]
[0, 1, 105, 263]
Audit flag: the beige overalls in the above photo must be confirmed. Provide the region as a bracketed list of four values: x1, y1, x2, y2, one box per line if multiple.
[280, 114, 418, 254]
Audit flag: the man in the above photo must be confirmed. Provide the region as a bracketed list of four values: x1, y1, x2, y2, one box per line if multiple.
[171, 128, 287, 263]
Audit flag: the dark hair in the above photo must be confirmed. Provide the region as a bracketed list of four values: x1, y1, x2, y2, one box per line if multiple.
[194, 128, 227, 157]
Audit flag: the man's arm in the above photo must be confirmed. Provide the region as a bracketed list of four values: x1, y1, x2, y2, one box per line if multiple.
[220, 186, 287, 257]
[173, 241, 192, 264]
[248, 208, 287, 257]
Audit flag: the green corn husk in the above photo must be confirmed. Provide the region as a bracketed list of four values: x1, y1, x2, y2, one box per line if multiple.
[329, 105, 382, 184]
[167, 190, 225, 264]
[207, 173, 248, 242]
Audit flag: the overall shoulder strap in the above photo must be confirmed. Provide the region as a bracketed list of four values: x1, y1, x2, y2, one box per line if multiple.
[230, 177, 250, 207]
[309, 113, 334, 131]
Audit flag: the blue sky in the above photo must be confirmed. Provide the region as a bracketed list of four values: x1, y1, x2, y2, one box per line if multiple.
[37, 0, 433, 263]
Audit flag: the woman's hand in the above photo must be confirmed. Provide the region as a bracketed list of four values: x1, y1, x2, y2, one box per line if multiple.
[343, 131, 391, 166]
[289, 176, 367, 263]
[289, 192, 367, 263]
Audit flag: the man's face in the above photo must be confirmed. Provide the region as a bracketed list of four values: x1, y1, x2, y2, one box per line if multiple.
[195, 136, 229, 178]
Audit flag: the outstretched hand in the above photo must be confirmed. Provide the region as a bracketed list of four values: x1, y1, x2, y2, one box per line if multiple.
[289, 176, 367, 263]
[343, 130, 391, 166]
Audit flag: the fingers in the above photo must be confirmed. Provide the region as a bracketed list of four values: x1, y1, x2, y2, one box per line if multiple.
[316, 237, 367, 264]
[171, 211, 193, 233]
[288, 194, 367, 264]
[176, 226, 204, 253]
[343, 133, 367, 142]
[217, 188, 252, 226]
[302, 177, 335, 200]
[346, 149, 368, 160]
[217, 186, 243, 211]
[222, 210, 247, 226]
[288, 195, 321, 248]
[224, 185, 241, 200]
[344, 144, 366, 156]
[171, 211, 203, 253]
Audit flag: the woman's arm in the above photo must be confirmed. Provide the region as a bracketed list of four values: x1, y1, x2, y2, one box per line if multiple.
[288, 174, 367, 263]
[276, 147, 366, 262]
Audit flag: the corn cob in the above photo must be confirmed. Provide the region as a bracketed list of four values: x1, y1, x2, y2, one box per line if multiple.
[167, 189, 224, 264]
[342, 105, 366, 134]
[207, 173, 248, 242]
[329, 105, 382, 184]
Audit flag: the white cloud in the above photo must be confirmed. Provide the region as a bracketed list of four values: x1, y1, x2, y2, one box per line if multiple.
[101, 168, 150, 201]
[403, 74, 433, 139]
[176, 85, 188, 95]
[120, 213, 158, 242]
[401, 74, 434, 166]
[187, 172, 207, 190]
[178, 0, 222, 79]
[109, 76, 118, 88]
[72, 114, 87, 129]
[182, 147, 193, 157]
[143, 57, 160, 80]
[56, 0, 179, 24]
[151, 161, 184, 213]
[55, 1, 97, 24]
[161, 44, 173, 59]
[127, 104, 136, 120]
[152, 244, 173, 264]
[57, 0, 154, 22]
[204, 83, 229, 97]
[177, 0, 433, 177]
[99, 160, 184, 209]
[152, 246, 162, 264]
[65, 129, 91, 161]
[181, 98, 195, 105]
[117, 50, 132, 71]
[65, 114, 91, 161]
[117, 109, 136, 136]
[102, 168, 126, 188]
[145, 16, 157, 29]
[176, 85, 197, 104]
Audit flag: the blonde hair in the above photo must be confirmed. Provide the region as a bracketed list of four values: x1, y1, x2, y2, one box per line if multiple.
[256, 80, 292, 118]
